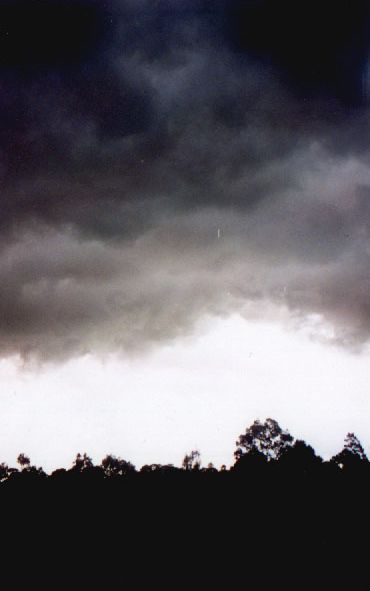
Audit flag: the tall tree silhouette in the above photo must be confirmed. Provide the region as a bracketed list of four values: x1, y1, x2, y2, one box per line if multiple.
[235, 418, 293, 461]
[343, 433, 367, 460]
[331, 432, 368, 471]
[182, 450, 201, 471]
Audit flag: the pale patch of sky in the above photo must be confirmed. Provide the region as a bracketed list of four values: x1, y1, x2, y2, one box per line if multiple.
[0, 313, 368, 473]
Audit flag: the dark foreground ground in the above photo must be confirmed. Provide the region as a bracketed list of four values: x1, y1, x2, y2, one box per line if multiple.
[1, 464, 369, 588]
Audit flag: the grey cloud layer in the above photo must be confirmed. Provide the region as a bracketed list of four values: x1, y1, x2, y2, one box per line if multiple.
[0, 1, 369, 358]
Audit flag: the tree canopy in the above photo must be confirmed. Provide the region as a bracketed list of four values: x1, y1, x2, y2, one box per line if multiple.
[235, 418, 294, 461]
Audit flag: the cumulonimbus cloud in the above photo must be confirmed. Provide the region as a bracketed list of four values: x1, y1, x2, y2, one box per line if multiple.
[0, 0, 369, 359]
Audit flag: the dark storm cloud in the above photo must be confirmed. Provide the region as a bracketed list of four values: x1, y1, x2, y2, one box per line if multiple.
[0, 0, 369, 359]
[222, 0, 370, 107]
[0, 0, 111, 67]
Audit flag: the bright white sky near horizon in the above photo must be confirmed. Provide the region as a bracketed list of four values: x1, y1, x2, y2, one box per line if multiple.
[0, 312, 368, 473]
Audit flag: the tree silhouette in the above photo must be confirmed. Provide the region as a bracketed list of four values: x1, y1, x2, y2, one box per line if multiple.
[182, 450, 201, 471]
[140, 463, 179, 476]
[12, 454, 46, 482]
[235, 418, 293, 461]
[279, 439, 322, 473]
[343, 433, 367, 460]
[0, 463, 10, 482]
[140, 463, 163, 473]
[101, 454, 136, 477]
[17, 453, 30, 469]
[232, 446, 267, 473]
[71, 453, 94, 472]
[331, 433, 368, 471]
[202, 462, 218, 473]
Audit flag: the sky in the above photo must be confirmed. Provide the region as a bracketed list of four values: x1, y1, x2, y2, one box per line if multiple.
[0, 0, 369, 470]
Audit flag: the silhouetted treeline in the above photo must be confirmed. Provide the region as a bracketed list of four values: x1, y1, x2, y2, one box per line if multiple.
[1, 418, 369, 588]
[1, 418, 369, 486]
